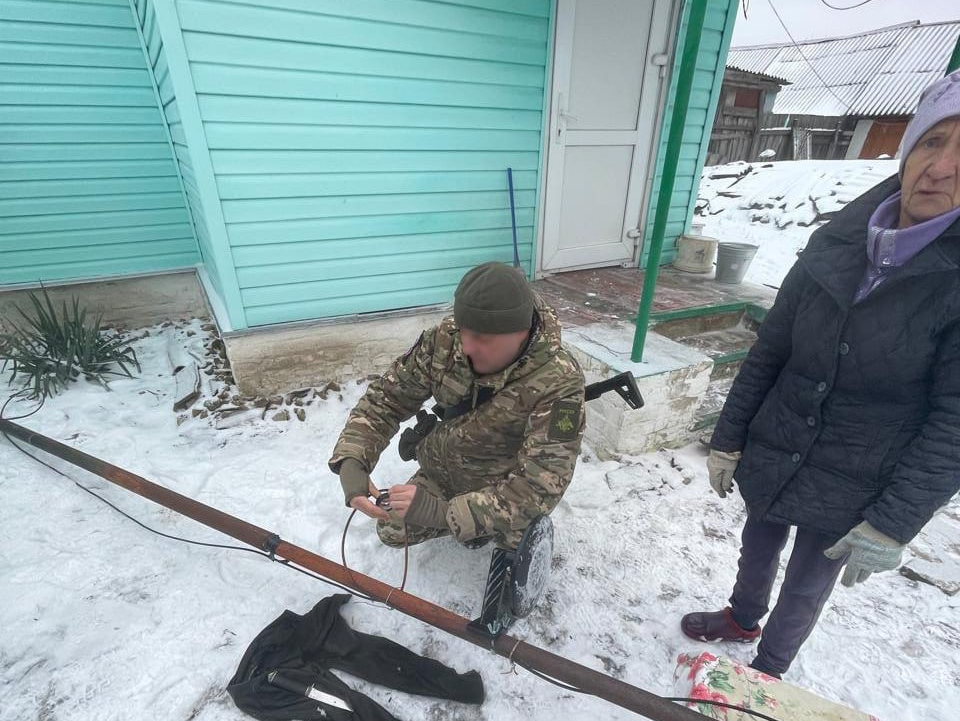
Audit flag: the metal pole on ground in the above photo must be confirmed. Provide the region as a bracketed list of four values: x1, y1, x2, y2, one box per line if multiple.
[0, 417, 709, 721]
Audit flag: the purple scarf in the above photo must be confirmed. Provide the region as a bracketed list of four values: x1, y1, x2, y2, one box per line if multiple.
[854, 191, 960, 304]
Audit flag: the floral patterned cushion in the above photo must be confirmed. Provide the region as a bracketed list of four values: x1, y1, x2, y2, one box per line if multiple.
[674, 652, 879, 721]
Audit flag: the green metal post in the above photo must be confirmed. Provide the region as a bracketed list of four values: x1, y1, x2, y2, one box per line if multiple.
[631, 0, 710, 362]
[947, 34, 960, 74]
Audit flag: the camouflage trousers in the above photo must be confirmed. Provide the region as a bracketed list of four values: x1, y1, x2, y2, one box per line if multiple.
[376, 469, 526, 550]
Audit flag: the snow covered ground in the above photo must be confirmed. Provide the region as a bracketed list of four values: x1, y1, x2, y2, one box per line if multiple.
[1, 315, 957, 721]
[695, 159, 899, 288]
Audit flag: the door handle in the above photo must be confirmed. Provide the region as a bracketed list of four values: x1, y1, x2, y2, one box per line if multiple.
[556, 93, 578, 144]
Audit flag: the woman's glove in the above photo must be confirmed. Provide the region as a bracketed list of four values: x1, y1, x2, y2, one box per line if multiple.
[823, 521, 905, 587]
[707, 449, 741, 498]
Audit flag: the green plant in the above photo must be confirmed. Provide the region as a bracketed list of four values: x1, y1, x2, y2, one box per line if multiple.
[0, 288, 141, 400]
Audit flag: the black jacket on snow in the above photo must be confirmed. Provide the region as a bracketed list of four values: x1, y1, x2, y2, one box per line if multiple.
[712, 175, 960, 543]
[227, 594, 484, 721]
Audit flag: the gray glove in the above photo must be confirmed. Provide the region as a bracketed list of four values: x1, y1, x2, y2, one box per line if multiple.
[404, 487, 450, 529]
[706, 449, 741, 498]
[338, 458, 372, 507]
[823, 520, 905, 587]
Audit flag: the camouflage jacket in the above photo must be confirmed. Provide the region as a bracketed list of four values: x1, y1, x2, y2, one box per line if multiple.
[328, 296, 585, 545]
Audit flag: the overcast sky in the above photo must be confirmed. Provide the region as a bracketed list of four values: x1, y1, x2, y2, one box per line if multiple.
[731, 0, 960, 47]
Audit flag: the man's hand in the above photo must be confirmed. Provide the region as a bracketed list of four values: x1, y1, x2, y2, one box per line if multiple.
[707, 449, 741, 498]
[339, 458, 389, 521]
[389, 484, 450, 529]
[348, 493, 390, 521]
[385, 484, 419, 519]
[824, 520, 905, 587]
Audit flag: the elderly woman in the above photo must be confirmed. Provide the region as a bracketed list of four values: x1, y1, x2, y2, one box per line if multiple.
[681, 69, 960, 678]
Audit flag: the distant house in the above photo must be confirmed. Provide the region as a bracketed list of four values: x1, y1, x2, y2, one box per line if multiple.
[721, 20, 960, 162]
[708, 67, 787, 165]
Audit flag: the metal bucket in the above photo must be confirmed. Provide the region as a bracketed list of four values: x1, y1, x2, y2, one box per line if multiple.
[715, 242, 758, 284]
[673, 234, 718, 273]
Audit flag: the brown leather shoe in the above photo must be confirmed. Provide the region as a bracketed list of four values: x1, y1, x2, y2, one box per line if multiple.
[681, 607, 761, 643]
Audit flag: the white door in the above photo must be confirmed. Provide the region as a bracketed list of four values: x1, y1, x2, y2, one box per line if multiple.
[540, 0, 673, 272]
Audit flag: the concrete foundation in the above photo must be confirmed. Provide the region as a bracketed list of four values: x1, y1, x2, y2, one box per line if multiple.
[0, 270, 209, 332]
[566, 322, 714, 456]
[223, 308, 448, 397]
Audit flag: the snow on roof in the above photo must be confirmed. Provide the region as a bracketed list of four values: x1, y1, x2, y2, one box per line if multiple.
[727, 21, 960, 117]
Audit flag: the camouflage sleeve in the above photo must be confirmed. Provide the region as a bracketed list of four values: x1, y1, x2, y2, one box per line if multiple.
[328, 327, 437, 473]
[446, 378, 585, 545]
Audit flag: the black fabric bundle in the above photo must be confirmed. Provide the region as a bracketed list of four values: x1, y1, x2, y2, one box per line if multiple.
[227, 594, 484, 720]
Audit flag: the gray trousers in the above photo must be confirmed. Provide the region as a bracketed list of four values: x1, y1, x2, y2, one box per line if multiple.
[729, 515, 846, 675]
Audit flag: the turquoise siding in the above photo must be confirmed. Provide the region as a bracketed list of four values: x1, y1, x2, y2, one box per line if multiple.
[0, 0, 198, 286]
[641, 0, 738, 265]
[1, 0, 737, 327]
[132, 0, 225, 307]
[177, 0, 551, 327]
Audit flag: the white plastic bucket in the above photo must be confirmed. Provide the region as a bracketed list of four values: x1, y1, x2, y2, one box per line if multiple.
[673, 234, 718, 273]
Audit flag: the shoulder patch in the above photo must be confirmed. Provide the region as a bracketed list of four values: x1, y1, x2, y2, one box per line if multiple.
[548, 399, 581, 441]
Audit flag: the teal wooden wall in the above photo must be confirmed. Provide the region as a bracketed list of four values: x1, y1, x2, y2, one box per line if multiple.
[0, 0, 199, 286]
[175, 0, 551, 327]
[132, 0, 235, 322]
[641, 0, 738, 265]
[1, 0, 737, 327]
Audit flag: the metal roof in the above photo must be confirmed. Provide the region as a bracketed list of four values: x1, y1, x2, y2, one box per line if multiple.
[726, 21, 960, 117]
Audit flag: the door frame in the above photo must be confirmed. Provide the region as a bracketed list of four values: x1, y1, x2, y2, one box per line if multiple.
[533, 0, 682, 278]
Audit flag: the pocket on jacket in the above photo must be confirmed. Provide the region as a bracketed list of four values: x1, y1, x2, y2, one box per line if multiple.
[857, 420, 904, 486]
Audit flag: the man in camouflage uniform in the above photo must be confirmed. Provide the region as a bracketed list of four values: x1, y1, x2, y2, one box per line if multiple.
[328, 262, 585, 550]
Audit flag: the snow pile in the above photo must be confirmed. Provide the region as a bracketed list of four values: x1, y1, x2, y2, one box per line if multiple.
[695, 160, 898, 288]
[1, 321, 958, 721]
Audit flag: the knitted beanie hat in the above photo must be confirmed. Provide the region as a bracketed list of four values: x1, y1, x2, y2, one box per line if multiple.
[454, 262, 534, 334]
[899, 69, 960, 176]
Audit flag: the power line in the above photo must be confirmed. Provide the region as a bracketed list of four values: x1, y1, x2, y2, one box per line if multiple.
[765, 0, 852, 113]
[819, 0, 875, 10]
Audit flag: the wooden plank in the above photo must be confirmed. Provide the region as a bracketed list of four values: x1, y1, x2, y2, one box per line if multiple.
[197, 95, 542, 131]
[244, 285, 461, 327]
[0, 159, 176, 181]
[206, 0, 549, 41]
[226, 207, 536, 246]
[1, 253, 200, 285]
[190, 63, 543, 110]
[232, 227, 534, 267]
[210, 149, 541, 174]
[176, 0, 547, 65]
[0, 222, 194, 252]
[236, 242, 531, 289]
[217, 170, 539, 200]
[0, 41, 144, 68]
[183, 33, 547, 87]
[220, 189, 537, 224]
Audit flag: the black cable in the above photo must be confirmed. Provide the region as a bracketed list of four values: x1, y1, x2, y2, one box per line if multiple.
[0, 402, 375, 602]
[664, 697, 784, 721]
[3, 394, 785, 721]
[514, 661, 584, 693]
[765, 0, 852, 113]
[819, 0, 874, 9]
[513, 658, 784, 721]
[0, 388, 45, 422]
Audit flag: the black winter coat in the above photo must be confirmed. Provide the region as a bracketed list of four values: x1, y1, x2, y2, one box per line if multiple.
[712, 175, 960, 543]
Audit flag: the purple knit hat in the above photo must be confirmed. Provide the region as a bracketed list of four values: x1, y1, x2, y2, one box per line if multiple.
[899, 69, 960, 176]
